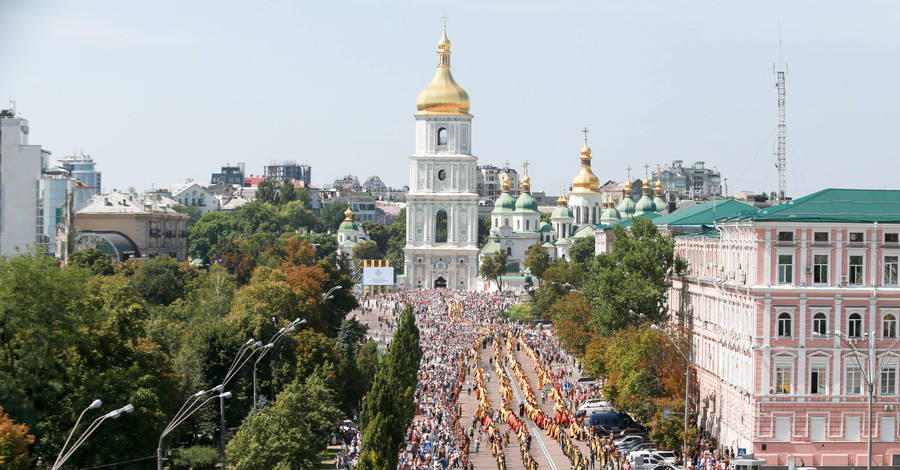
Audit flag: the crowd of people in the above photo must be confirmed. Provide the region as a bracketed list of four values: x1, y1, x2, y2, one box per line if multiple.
[335, 289, 729, 470]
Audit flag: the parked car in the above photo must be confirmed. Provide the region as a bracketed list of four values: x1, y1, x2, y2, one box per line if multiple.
[578, 401, 617, 415]
[590, 412, 646, 435]
[649, 465, 680, 470]
[576, 376, 599, 386]
[652, 451, 678, 465]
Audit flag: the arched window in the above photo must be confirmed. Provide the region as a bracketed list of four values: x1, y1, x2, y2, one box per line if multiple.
[526, 220, 530, 230]
[435, 210, 448, 243]
[813, 312, 827, 336]
[777, 312, 792, 337]
[848, 313, 863, 338]
[504, 218, 509, 226]
[885, 313, 897, 338]
[494, 218, 498, 228]
[437, 128, 448, 146]
[506, 247, 512, 256]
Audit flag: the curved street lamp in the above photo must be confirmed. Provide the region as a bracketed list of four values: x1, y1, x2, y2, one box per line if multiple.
[157, 387, 229, 470]
[253, 318, 306, 410]
[53, 403, 134, 470]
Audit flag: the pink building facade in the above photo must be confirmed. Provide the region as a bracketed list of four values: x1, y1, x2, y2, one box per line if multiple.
[664, 190, 900, 468]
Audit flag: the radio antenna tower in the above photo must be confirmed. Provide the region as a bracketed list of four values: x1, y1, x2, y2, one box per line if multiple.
[774, 29, 787, 204]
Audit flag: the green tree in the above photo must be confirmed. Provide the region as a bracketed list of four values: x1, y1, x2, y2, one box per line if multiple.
[568, 236, 596, 265]
[358, 307, 421, 469]
[477, 216, 491, 248]
[281, 200, 316, 232]
[255, 180, 279, 205]
[67, 248, 114, 275]
[320, 201, 349, 233]
[188, 211, 234, 262]
[231, 201, 286, 235]
[280, 178, 298, 206]
[353, 240, 383, 260]
[361, 222, 390, 255]
[226, 368, 342, 469]
[130, 255, 199, 306]
[0, 406, 34, 470]
[384, 208, 406, 274]
[549, 293, 594, 357]
[479, 250, 508, 292]
[533, 260, 585, 315]
[172, 203, 203, 226]
[581, 217, 685, 335]
[524, 242, 550, 287]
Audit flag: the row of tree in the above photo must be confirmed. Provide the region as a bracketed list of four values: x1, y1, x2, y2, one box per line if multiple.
[0, 232, 376, 468]
[529, 218, 696, 452]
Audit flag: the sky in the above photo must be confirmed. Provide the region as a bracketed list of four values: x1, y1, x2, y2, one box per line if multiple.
[2, 0, 899, 198]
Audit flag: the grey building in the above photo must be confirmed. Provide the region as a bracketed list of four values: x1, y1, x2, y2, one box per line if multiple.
[264, 161, 311, 185]
[56, 152, 101, 195]
[652, 160, 722, 199]
[211, 163, 245, 186]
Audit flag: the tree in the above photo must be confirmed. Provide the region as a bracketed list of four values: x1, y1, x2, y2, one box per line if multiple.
[524, 243, 550, 287]
[226, 368, 341, 469]
[358, 307, 421, 469]
[385, 208, 406, 274]
[281, 200, 316, 232]
[477, 216, 491, 248]
[255, 180, 278, 205]
[549, 293, 594, 357]
[130, 255, 199, 306]
[68, 248, 114, 275]
[581, 217, 685, 335]
[279, 178, 298, 206]
[188, 211, 234, 262]
[0, 406, 34, 470]
[568, 236, 595, 265]
[172, 203, 203, 227]
[479, 250, 508, 292]
[353, 240, 383, 260]
[320, 200, 349, 233]
[533, 260, 584, 315]
[361, 222, 390, 255]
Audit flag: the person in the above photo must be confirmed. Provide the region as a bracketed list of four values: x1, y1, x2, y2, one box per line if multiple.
[475, 438, 480, 454]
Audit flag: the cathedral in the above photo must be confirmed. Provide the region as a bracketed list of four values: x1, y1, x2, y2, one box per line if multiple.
[403, 26, 480, 290]
[402, 26, 669, 290]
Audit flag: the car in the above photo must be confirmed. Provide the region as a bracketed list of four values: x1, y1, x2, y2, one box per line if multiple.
[590, 412, 647, 435]
[652, 451, 678, 465]
[614, 434, 649, 445]
[576, 376, 598, 385]
[578, 401, 617, 415]
[649, 465, 680, 470]
[630, 454, 664, 467]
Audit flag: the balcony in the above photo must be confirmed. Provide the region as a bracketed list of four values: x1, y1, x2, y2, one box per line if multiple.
[149, 228, 161, 237]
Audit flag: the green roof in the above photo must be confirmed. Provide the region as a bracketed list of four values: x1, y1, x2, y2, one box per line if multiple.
[616, 196, 636, 216]
[602, 211, 661, 229]
[652, 199, 758, 227]
[634, 194, 656, 216]
[338, 220, 359, 231]
[551, 205, 573, 219]
[539, 222, 553, 232]
[480, 240, 501, 255]
[514, 191, 539, 213]
[573, 224, 596, 238]
[747, 189, 900, 223]
[492, 191, 516, 214]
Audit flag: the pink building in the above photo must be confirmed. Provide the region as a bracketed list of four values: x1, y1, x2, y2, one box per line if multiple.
[658, 190, 900, 468]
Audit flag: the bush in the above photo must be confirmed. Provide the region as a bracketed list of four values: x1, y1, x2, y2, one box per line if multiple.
[169, 446, 219, 470]
[507, 302, 540, 322]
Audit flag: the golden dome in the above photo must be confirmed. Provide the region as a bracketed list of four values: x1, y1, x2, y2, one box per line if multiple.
[416, 28, 470, 115]
[624, 179, 633, 197]
[556, 194, 567, 206]
[521, 174, 531, 192]
[501, 175, 511, 192]
[655, 178, 663, 195]
[642, 179, 651, 195]
[344, 207, 354, 220]
[571, 144, 600, 194]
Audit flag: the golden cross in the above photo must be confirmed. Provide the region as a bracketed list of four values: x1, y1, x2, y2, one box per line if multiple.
[626, 165, 632, 179]
[582, 127, 589, 144]
[441, 13, 449, 28]
[643, 163, 650, 178]
[503, 160, 510, 168]
[522, 160, 530, 175]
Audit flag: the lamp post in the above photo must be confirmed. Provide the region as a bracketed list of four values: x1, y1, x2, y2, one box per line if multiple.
[821, 330, 900, 470]
[157, 386, 227, 470]
[52, 403, 134, 470]
[651, 324, 691, 470]
[217, 338, 263, 463]
[253, 318, 306, 410]
[322, 285, 343, 303]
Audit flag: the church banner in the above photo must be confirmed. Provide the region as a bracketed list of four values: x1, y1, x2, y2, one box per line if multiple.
[363, 267, 395, 286]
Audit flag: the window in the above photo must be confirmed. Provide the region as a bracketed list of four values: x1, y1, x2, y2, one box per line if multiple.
[882, 367, 897, 395]
[887, 233, 899, 243]
[435, 210, 448, 243]
[775, 365, 793, 394]
[885, 256, 899, 285]
[814, 232, 829, 242]
[885, 313, 897, 339]
[850, 232, 865, 242]
[847, 255, 864, 285]
[506, 247, 512, 256]
[778, 254, 793, 284]
[437, 127, 448, 146]
[848, 313, 863, 338]
[813, 254, 829, 284]
[777, 312, 792, 337]
[813, 312, 827, 336]
[778, 231, 794, 242]
[847, 367, 863, 394]
[810, 366, 827, 394]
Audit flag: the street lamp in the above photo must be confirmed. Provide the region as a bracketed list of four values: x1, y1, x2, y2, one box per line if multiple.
[820, 329, 900, 470]
[53, 403, 134, 470]
[253, 318, 306, 410]
[217, 339, 263, 462]
[53, 399, 101, 470]
[651, 323, 691, 470]
[157, 386, 228, 470]
[322, 285, 343, 303]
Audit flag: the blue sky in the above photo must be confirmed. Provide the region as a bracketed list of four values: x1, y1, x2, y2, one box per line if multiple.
[2, 0, 898, 197]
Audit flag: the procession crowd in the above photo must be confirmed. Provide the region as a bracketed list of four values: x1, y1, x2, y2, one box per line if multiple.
[333, 289, 729, 470]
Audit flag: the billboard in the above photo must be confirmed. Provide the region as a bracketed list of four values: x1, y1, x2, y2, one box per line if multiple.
[363, 266, 395, 286]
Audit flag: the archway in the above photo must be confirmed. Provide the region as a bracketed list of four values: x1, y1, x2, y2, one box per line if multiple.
[434, 276, 447, 288]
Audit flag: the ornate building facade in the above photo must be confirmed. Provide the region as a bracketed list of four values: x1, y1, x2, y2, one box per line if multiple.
[403, 27, 479, 290]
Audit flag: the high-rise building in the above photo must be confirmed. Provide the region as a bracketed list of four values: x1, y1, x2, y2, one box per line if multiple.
[264, 162, 311, 185]
[404, 26, 479, 290]
[653, 160, 722, 199]
[0, 104, 52, 256]
[56, 152, 101, 195]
